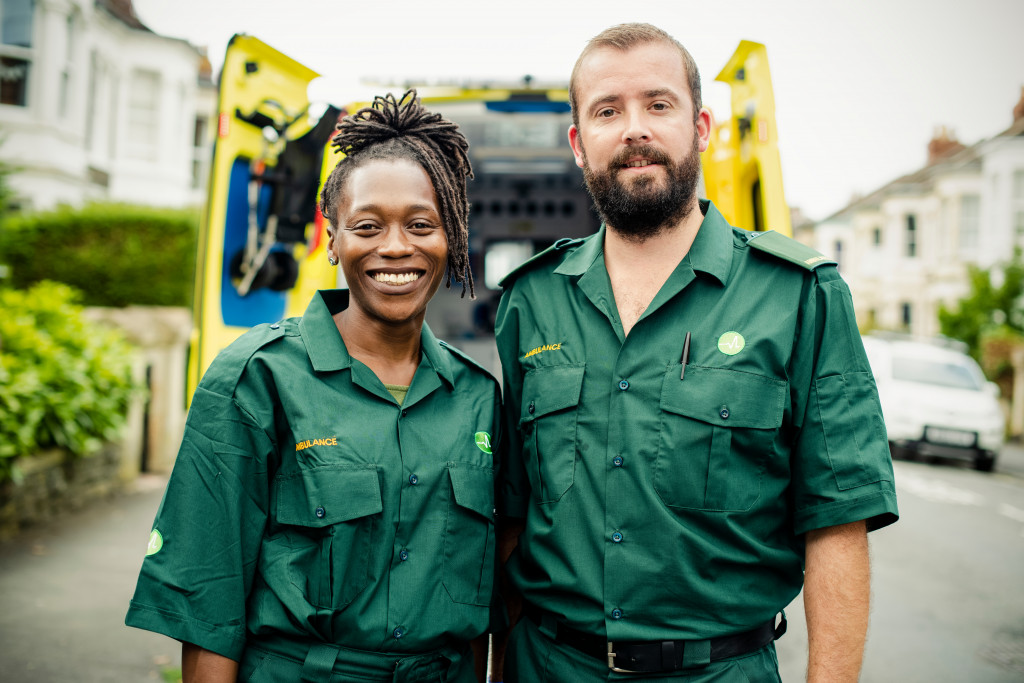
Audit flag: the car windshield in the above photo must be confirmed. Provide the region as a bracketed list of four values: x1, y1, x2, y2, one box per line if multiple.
[891, 356, 983, 391]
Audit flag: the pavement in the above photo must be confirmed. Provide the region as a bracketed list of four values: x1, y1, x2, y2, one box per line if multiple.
[2, 442, 1023, 682]
[0, 474, 179, 683]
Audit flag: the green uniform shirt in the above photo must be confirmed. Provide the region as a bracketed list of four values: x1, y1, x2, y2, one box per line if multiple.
[126, 290, 501, 661]
[495, 200, 898, 643]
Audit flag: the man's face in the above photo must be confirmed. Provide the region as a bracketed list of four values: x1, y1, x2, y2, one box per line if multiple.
[568, 41, 711, 241]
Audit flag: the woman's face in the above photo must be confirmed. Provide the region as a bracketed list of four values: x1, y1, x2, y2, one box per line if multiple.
[328, 158, 448, 327]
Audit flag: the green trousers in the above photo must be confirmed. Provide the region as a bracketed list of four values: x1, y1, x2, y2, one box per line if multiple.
[505, 617, 781, 683]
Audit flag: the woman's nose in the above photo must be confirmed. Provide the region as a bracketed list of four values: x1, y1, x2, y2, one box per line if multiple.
[377, 226, 415, 257]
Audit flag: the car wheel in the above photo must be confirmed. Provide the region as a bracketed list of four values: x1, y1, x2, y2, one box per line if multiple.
[974, 453, 996, 472]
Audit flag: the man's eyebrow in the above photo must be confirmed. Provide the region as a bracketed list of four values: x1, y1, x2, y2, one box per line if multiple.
[643, 88, 679, 101]
[586, 94, 620, 111]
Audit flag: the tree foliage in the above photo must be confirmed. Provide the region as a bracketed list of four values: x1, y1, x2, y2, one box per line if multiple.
[939, 249, 1024, 369]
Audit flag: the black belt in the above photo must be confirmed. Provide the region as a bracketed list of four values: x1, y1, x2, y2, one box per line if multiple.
[523, 603, 786, 674]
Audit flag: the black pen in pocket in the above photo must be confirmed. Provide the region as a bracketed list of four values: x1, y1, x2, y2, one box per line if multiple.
[680, 331, 691, 380]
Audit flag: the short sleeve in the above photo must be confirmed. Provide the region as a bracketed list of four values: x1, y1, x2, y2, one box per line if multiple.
[124, 382, 274, 661]
[790, 270, 899, 535]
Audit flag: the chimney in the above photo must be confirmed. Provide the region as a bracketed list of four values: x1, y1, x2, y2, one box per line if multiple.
[1014, 86, 1024, 124]
[927, 125, 965, 165]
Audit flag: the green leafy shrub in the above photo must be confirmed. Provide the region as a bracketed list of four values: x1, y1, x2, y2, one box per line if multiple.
[0, 281, 138, 483]
[0, 203, 198, 307]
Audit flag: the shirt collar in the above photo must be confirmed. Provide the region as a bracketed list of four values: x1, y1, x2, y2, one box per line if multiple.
[552, 199, 734, 287]
[299, 289, 454, 387]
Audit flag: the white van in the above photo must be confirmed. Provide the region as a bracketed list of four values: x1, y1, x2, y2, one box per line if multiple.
[861, 334, 1004, 472]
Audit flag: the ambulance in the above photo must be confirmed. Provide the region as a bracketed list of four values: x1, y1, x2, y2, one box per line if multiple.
[188, 35, 790, 397]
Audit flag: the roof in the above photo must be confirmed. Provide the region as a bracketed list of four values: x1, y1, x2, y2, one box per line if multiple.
[95, 0, 152, 33]
[821, 113, 1024, 222]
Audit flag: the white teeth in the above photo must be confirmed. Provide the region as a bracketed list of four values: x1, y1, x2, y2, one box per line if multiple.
[373, 272, 421, 285]
[626, 160, 652, 167]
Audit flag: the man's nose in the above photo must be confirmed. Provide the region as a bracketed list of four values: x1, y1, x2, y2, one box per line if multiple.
[622, 108, 651, 143]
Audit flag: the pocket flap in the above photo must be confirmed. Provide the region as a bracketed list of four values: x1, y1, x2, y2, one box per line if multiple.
[448, 465, 495, 520]
[275, 465, 382, 527]
[520, 363, 585, 423]
[661, 366, 786, 429]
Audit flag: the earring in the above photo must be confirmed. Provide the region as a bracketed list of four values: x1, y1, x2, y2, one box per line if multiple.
[328, 254, 338, 266]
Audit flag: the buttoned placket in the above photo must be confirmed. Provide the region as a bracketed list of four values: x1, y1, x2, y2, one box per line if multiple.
[574, 247, 701, 639]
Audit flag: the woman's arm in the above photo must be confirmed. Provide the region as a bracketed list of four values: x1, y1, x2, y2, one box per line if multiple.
[182, 642, 239, 683]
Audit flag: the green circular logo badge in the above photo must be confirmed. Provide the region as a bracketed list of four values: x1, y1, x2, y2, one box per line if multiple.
[717, 331, 746, 356]
[146, 529, 163, 556]
[474, 432, 492, 454]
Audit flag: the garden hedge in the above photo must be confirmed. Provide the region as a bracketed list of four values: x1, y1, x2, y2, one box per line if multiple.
[0, 203, 198, 307]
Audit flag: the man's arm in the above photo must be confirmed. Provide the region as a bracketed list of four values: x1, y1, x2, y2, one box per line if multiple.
[488, 519, 525, 682]
[803, 520, 870, 683]
[182, 642, 238, 683]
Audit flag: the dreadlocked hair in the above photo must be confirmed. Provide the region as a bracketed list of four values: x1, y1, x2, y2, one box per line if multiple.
[318, 89, 476, 298]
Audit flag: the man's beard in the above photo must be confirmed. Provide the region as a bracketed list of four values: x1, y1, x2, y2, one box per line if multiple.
[581, 132, 702, 243]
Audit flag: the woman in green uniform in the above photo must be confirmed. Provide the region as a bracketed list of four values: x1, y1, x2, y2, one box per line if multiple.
[126, 91, 500, 683]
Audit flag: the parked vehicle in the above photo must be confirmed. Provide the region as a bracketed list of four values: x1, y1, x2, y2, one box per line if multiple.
[861, 334, 1004, 471]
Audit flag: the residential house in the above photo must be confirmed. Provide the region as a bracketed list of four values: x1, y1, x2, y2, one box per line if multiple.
[0, 0, 215, 211]
[812, 92, 1024, 337]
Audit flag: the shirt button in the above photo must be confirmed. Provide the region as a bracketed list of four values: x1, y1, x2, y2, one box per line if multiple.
[393, 626, 406, 639]
[618, 379, 629, 391]
[612, 532, 623, 543]
[611, 609, 623, 620]
[612, 455, 623, 467]
[314, 506, 326, 519]
[401, 409, 408, 417]
[528, 401, 536, 414]
[408, 474, 419, 485]
[269, 323, 280, 329]
[720, 407, 730, 420]
[399, 549, 409, 561]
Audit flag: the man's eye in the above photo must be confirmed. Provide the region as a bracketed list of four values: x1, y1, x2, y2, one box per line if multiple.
[598, 108, 615, 118]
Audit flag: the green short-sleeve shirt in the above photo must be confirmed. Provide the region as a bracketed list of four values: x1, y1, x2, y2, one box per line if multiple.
[495, 200, 898, 642]
[126, 290, 501, 661]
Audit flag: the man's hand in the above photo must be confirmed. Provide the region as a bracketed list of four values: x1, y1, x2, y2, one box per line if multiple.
[804, 520, 870, 683]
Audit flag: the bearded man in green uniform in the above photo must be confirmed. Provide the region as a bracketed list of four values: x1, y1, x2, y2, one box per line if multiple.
[493, 23, 898, 683]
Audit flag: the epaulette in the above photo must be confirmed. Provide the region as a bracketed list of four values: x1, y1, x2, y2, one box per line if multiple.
[438, 339, 500, 385]
[498, 237, 585, 288]
[746, 230, 836, 270]
[200, 319, 293, 393]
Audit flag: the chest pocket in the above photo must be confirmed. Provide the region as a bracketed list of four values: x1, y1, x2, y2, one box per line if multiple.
[655, 366, 786, 512]
[519, 363, 585, 504]
[443, 464, 496, 606]
[273, 465, 382, 610]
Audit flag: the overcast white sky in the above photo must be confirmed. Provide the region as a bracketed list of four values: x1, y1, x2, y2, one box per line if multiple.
[134, 0, 1023, 221]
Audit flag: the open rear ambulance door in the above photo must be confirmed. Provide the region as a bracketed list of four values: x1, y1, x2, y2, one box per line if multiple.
[188, 35, 341, 399]
[702, 40, 791, 236]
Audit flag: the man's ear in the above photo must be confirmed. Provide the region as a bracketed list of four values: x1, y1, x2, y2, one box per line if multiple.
[568, 125, 586, 169]
[696, 107, 712, 153]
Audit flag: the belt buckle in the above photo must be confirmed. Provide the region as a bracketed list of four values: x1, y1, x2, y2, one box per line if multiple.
[607, 642, 639, 674]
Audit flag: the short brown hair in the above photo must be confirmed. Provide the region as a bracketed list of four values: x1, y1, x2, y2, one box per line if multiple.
[569, 23, 702, 128]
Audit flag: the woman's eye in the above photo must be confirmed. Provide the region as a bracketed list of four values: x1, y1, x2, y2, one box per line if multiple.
[410, 221, 436, 232]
